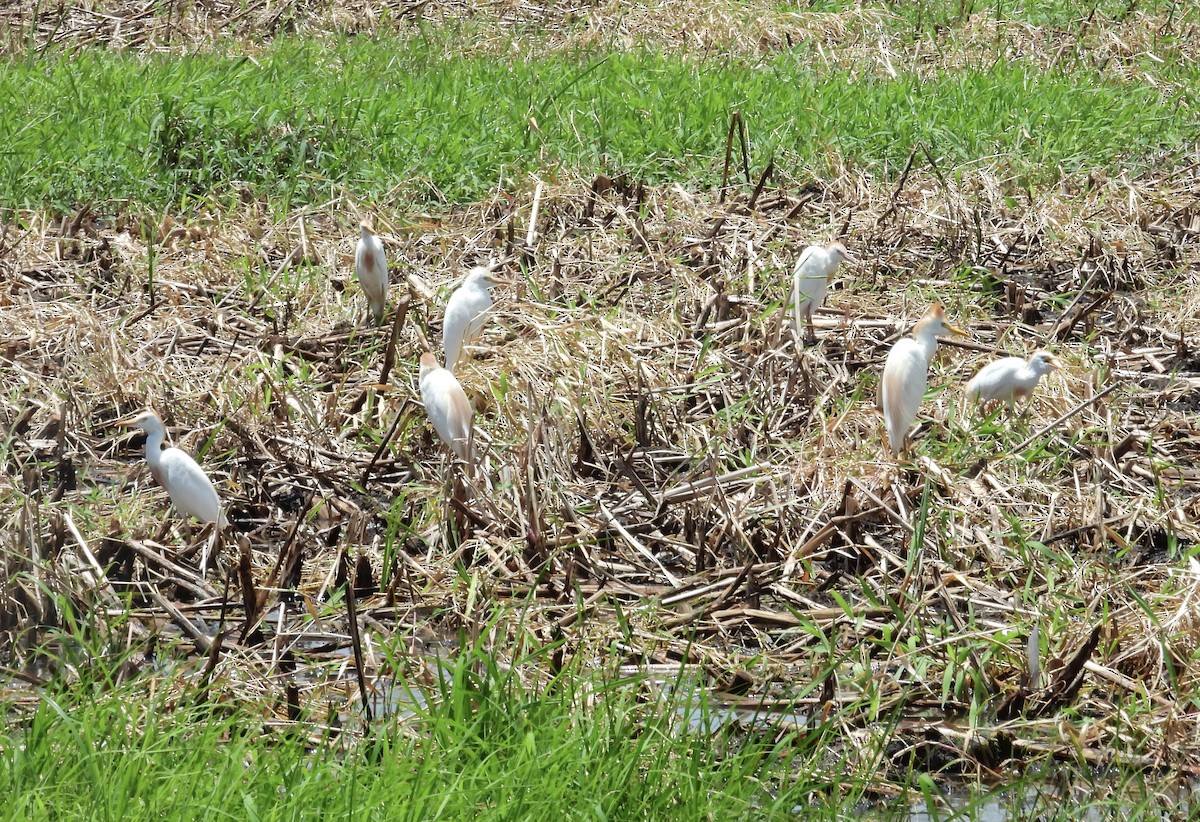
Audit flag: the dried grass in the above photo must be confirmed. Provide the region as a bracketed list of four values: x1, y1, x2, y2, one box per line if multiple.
[2, 143, 1200, 776]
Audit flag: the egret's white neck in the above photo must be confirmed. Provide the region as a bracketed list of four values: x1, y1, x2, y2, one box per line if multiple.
[143, 428, 166, 467]
[913, 326, 941, 362]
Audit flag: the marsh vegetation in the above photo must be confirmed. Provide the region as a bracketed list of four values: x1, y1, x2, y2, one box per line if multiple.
[1, 1, 1199, 817]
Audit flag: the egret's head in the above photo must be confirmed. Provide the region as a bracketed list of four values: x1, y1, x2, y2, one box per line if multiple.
[465, 264, 508, 288]
[359, 220, 375, 236]
[464, 266, 493, 285]
[916, 301, 967, 338]
[1030, 350, 1062, 373]
[826, 241, 854, 264]
[116, 410, 165, 436]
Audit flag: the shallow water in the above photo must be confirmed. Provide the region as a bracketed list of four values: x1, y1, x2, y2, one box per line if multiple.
[674, 698, 810, 734]
[900, 778, 1194, 820]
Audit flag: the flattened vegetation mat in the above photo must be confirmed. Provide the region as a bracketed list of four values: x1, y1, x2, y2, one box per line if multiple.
[3, 151, 1200, 785]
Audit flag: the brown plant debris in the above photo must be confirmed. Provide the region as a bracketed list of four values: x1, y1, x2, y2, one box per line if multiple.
[2, 153, 1200, 780]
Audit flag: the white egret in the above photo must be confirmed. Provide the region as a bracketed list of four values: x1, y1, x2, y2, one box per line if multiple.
[443, 265, 504, 371]
[881, 302, 966, 457]
[355, 221, 388, 325]
[117, 410, 227, 527]
[792, 241, 852, 346]
[965, 350, 1061, 415]
[419, 352, 474, 461]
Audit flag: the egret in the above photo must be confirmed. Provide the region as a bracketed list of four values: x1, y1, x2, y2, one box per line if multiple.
[117, 410, 227, 527]
[965, 350, 1061, 415]
[419, 352, 474, 461]
[443, 265, 503, 371]
[355, 221, 388, 325]
[881, 302, 966, 457]
[792, 241, 852, 346]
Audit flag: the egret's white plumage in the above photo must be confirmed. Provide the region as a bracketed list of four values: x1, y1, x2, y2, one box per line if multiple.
[443, 266, 500, 371]
[965, 350, 1061, 413]
[355, 222, 388, 325]
[792, 241, 851, 345]
[881, 302, 965, 457]
[419, 352, 474, 461]
[118, 410, 227, 527]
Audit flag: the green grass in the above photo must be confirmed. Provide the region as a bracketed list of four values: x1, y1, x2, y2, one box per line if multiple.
[4, 617, 1184, 820]
[1, 35, 1195, 213]
[0, 614, 845, 820]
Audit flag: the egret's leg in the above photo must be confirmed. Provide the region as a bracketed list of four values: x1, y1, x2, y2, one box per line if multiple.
[804, 308, 817, 346]
[199, 523, 220, 580]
